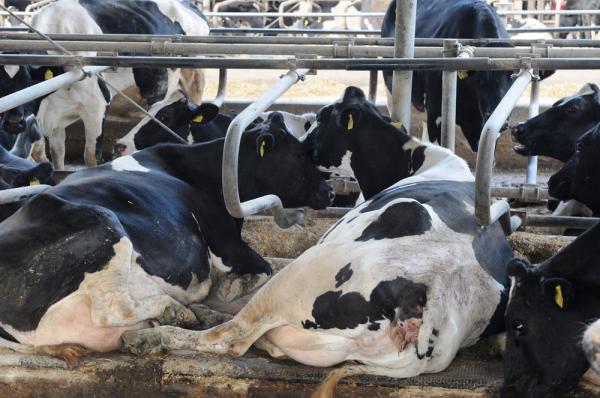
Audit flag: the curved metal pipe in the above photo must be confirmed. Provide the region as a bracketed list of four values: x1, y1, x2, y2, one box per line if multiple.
[210, 68, 227, 107]
[475, 69, 533, 228]
[0, 184, 51, 204]
[222, 68, 309, 228]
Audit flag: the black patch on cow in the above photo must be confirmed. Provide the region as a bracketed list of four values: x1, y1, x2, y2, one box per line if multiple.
[97, 78, 111, 104]
[358, 181, 512, 287]
[411, 145, 426, 172]
[480, 289, 508, 338]
[346, 216, 358, 224]
[0, 193, 124, 331]
[304, 121, 312, 132]
[335, 263, 353, 288]
[79, 0, 188, 104]
[302, 276, 427, 331]
[356, 201, 432, 241]
[0, 326, 17, 342]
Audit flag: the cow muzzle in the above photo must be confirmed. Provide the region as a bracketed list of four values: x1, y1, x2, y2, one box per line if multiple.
[113, 142, 130, 158]
[510, 123, 532, 156]
[583, 324, 600, 377]
[2, 116, 26, 134]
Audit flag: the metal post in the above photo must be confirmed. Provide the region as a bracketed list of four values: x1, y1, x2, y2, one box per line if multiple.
[390, 0, 416, 129]
[0, 185, 51, 205]
[368, 69, 378, 103]
[475, 69, 532, 228]
[526, 75, 539, 184]
[0, 65, 108, 113]
[222, 69, 309, 229]
[441, 39, 458, 151]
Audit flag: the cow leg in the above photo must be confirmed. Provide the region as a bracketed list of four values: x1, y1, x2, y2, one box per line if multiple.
[81, 108, 106, 168]
[179, 69, 205, 104]
[48, 127, 66, 171]
[188, 304, 233, 330]
[30, 137, 49, 163]
[0, 336, 89, 366]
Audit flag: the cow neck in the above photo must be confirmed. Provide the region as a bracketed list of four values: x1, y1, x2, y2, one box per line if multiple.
[348, 121, 414, 199]
[155, 140, 226, 197]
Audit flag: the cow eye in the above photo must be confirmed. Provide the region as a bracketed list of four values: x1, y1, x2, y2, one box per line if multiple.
[512, 320, 526, 336]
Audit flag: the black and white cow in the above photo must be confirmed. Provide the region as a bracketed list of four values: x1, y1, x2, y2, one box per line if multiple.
[114, 92, 317, 156]
[559, 1, 600, 39]
[0, 0, 209, 170]
[381, 0, 514, 151]
[503, 222, 600, 397]
[121, 87, 513, 398]
[512, 83, 600, 163]
[584, 320, 600, 379]
[0, 115, 43, 160]
[0, 112, 333, 360]
[548, 123, 600, 215]
[0, 143, 54, 222]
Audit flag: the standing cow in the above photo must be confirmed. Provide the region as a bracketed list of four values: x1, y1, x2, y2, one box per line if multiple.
[381, 0, 514, 151]
[121, 87, 513, 398]
[0, 112, 333, 360]
[0, 0, 208, 170]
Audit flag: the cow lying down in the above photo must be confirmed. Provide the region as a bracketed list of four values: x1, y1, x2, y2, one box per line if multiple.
[0, 112, 333, 361]
[503, 221, 600, 397]
[122, 87, 513, 397]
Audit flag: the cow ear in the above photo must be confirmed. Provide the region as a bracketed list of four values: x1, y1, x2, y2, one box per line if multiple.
[342, 86, 366, 102]
[589, 83, 600, 102]
[507, 258, 534, 280]
[192, 103, 219, 125]
[542, 278, 573, 310]
[256, 133, 275, 159]
[339, 108, 362, 132]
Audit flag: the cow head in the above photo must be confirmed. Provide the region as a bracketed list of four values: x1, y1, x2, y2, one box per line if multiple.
[114, 95, 220, 156]
[548, 124, 600, 215]
[503, 258, 595, 398]
[0, 64, 34, 135]
[239, 111, 333, 210]
[304, 86, 418, 199]
[512, 83, 600, 162]
[503, 220, 600, 398]
[0, 162, 53, 188]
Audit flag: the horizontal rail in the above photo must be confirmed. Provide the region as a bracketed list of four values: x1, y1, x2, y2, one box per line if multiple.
[521, 215, 599, 230]
[0, 184, 51, 204]
[8, 40, 600, 58]
[3, 54, 600, 70]
[4, 32, 600, 48]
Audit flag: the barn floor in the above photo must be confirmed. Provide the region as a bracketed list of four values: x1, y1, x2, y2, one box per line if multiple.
[1, 342, 598, 397]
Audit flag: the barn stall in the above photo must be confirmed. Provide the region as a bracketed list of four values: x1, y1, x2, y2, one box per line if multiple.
[0, 0, 600, 397]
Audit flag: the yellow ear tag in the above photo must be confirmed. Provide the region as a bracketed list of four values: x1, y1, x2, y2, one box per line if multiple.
[259, 140, 266, 158]
[29, 178, 40, 186]
[347, 114, 354, 131]
[304, 19, 309, 26]
[390, 121, 403, 129]
[555, 285, 564, 309]
[44, 69, 54, 80]
[457, 70, 469, 80]
[193, 114, 204, 123]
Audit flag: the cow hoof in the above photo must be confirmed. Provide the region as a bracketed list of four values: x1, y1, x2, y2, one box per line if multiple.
[47, 343, 91, 367]
[216, 273, 269, 302]
[188, 304, 233, 330]
[121, 329, 169, 356]
[158, 305, 198, 328]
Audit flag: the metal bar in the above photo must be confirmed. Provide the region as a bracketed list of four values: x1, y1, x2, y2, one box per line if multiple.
[3, 54, 600, 71]
[212, 68, 227, 107]
[522, 215, 599, 229]
[5, 32, 600, 48]
[526, 77, 540, 185]
[390, 0, 417, 128]
[0, 65, 108, 114]
[475, 69, 533, 227]
[441, 40, 458, 151]
[0, 184, 51, 205]
[491, 186, 550, 201]
[222, 69, 309, 228]
[368, 69, 377, 103]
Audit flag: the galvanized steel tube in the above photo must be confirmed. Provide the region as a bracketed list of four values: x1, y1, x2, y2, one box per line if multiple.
[0, 184, 51, 204]
[526, 78, 540, 185]
[390, 0, 416, 129]
[0, 65, 109, 113]
[475, 69, 533, 227]
[222, 68, 309, 228]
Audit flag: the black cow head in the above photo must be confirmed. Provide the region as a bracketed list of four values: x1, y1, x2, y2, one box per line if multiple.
[503, 221, 600, 398]
[114, 96, 220, 156]
[548, 124, 600, 214]
[0, 162, 53, 188]
[512, 83, 600, 162]
[239, 111, 333, 210]
[304, 86, 420, 199]
[0, 63, 63, 135]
